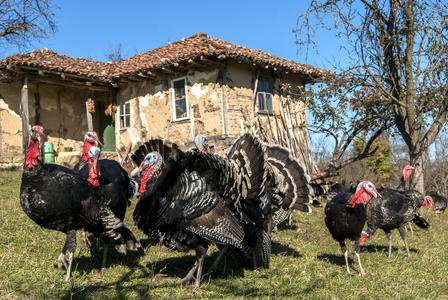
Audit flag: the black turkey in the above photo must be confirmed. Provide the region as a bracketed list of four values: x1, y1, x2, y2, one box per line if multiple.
[325, 181, 381, 277]
[20, 126, 140, 281]
[75, 131, 138, 260]
[430, 194, 447, 214]
[361, 186, 433, 260]
[133, 133, 268, 287]
[77, 146, 139, 271]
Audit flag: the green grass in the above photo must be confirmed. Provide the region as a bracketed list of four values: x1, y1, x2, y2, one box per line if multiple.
[1, 169, 448, 299]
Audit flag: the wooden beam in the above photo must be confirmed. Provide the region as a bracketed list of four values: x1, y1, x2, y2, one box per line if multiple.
[25, 75, 111, 91]
[21, 75, 29, 163]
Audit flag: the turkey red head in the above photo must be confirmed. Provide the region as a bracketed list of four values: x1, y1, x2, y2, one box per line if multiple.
[87, 146, 101, 187]
[423, 196, 434, 208]
[348, 181, 382, 208]
[82, 131, 103, 162]
[194, 134, 210, 153]
[138, 151, 163, 195]
[25, 125, 44, 169]
[403, 165, 414, 181]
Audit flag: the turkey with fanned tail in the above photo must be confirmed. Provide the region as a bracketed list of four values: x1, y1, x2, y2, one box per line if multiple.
[20, 126, 140, 281]
[133, 133, 268, 287]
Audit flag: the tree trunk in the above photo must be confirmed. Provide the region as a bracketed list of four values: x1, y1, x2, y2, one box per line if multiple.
[409, 150, 426, 195]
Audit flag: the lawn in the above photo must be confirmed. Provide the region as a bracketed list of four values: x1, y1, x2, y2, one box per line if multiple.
[1, 169, 447, 299]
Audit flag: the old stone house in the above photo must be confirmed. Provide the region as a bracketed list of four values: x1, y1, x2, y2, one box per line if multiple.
[0, 32, 327, 171]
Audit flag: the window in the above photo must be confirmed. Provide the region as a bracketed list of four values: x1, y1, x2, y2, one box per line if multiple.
[257, 75, 272, 112]
[119, 102, 131, 129]
[171, 77, 189, 121]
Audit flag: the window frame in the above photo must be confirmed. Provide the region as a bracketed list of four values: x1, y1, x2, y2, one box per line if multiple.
[119, 101, 131, 130]
[256, 75, 273, 113]
[171, 76, 189, 121]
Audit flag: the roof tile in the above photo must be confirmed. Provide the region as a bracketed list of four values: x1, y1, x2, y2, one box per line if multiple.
[0, 32, 328, 83]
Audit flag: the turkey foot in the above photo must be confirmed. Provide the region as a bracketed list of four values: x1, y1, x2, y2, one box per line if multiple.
[57, 253, 69, 275]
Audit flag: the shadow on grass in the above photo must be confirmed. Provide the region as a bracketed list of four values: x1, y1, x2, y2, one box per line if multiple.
[362, 242, 419, 255]
[317, 243, 419, 268]
[58, 239, 250, 299]
[271, 240, 302, 258]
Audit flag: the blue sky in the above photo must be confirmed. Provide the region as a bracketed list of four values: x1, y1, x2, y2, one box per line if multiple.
[1, 0, 340, 71]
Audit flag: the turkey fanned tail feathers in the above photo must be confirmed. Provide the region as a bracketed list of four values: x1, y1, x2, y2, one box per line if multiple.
[129, 136, 182, 167]
[265, 145, 312, 226]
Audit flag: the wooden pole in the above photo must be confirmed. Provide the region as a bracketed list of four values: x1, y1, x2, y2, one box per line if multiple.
[21, 75, 29, 163]
[85, 89, 93, 131]
[251, 72, 260, 128]
[135, 97, 143, 142]
[221, 68, 229, 135]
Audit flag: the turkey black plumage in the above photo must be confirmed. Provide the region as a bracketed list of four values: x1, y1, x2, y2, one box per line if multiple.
[77, 146, 139, 271]
[75, 131, 138, 263]
[206, 134, 274, 272]
[133, 133, 268, 287]
[208, 141, 312, 272]
[360, 165, 433, 260]
[20, 126, 140, 281]
[324, 181, 381, 277]
[431, 194, 447, 214]
[327, 180, 350, 201]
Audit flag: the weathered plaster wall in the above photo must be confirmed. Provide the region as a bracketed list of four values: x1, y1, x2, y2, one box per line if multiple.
[0, 81, 22, 156]
[114, 62, 309, 152]
[187, 69, 222, 139]
[116, 68, 225, 150]
[116, 80, 172, 152]
[0, 80, 89, 158]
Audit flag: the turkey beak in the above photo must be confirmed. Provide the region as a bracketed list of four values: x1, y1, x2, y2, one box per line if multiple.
[94, 136, 103, 148]
[36, 133, 42, 150]
[138, 160, 147, 177]
[373, 189, 382, 198]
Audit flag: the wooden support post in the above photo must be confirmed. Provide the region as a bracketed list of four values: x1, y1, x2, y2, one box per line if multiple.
[85, 89, 93, 131]
[135, 97, 143, 142]
[251, 72, 260, 125]
[221, 68, 229, 135]
[21, 75, 29, 163]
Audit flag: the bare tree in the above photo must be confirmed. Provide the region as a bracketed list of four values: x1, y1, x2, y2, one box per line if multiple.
[104, 42, 127, 63]
[0, 0, 58, 54]
[296, 0, 448, 194]
[425, 131, 448, 196]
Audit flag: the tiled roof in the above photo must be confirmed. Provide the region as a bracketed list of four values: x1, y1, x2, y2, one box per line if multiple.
[0, 48, 113, 82]
[0, 32, 328, 83]
[114, 33, 328, 79]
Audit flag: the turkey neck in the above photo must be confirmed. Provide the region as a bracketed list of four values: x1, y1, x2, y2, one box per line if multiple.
[25, 137, 41, 169]
[139, 163, 162, 195]
[88, 153, 101, 187]
[82, 141, 96, 162]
